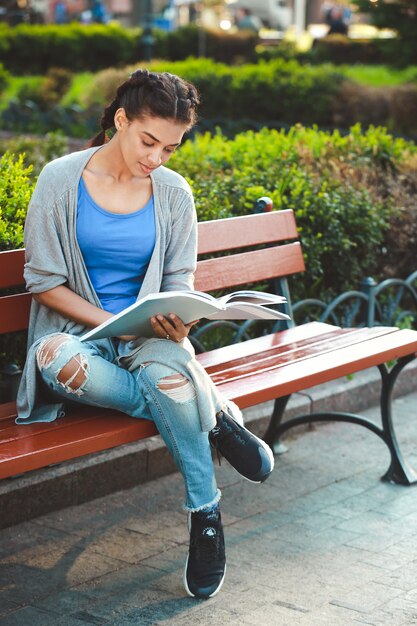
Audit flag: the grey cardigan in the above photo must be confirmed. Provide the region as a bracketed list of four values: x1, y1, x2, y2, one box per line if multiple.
[16, 146, 223, 430]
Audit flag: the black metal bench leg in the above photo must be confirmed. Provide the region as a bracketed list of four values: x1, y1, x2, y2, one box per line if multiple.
[379, 355, 417, 486]
[263, 395, 291, 454]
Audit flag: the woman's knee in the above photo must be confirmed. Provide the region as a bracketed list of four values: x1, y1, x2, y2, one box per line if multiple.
[36, 333, 89, 395]
[144, 363, 196, 404]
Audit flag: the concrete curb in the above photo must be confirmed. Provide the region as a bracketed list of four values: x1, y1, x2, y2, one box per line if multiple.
[1, 360, 416, 529]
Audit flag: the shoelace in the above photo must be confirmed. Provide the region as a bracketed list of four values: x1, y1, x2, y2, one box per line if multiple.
[211, 418, 239, 466]
[211, 436, 222, 467]
[212, 422, 248, 467]
[191, 530, 221, 563]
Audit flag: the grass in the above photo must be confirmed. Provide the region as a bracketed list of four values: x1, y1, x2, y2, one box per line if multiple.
[60, 72, 94, 106]
[0, 75, 42, 110]
[0, 72, 94, 110]
[339, 64, 417, 87]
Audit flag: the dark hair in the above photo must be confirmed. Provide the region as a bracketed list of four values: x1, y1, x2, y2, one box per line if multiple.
[87, 69, 200, 147]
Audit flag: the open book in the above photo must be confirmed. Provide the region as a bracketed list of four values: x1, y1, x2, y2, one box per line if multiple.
[80, 290, 290, 342]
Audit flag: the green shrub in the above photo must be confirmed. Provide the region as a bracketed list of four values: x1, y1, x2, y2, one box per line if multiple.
[0, 132, 68, 177]
[16, 67, 73, 110]
[0, 61, 9, 94]
[169, 124, 415, 300]
[0, 152, 34, 251]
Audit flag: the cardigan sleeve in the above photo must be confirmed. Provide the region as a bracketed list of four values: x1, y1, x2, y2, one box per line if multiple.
[23, 166, 69, 294]
[160, 188, 197, 293]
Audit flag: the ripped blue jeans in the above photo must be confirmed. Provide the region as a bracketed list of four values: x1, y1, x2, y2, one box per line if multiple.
[36, 333, 220, 512]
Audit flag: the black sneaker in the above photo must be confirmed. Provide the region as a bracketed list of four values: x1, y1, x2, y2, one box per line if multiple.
[184, 508, 226, 599]
[209, 409, 274, 483]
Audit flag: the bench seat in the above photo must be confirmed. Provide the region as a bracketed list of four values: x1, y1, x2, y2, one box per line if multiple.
[2, 321, 416, 482]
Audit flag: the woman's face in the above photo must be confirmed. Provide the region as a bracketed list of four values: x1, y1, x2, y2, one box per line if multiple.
[115, 111, 188, 178]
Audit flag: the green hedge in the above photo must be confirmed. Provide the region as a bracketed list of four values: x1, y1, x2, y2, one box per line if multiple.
[2, 57, 417, 139]
[0, 23, 141, 74]
[0, 23, 258, 75]
[82, 58, 344, 127]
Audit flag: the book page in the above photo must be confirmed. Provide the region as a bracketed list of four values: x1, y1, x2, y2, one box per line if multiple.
[217, 290, 287, 306]
[206, 302, 290, 321]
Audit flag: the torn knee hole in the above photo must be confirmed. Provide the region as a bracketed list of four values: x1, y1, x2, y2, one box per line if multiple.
[56, 354, 89, 393]
[37, 334, 71, 369]
[157, 373, 196, 402]
[157, 373, 189, 391]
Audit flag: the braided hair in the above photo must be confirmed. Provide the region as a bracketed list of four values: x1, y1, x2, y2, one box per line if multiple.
[88, 69, 200, 147]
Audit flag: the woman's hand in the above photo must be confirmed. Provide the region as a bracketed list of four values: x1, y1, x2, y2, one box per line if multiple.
[150, 313, 198, 343]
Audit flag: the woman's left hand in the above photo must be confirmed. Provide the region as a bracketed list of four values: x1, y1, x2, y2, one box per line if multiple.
[150, 313, 198, 343]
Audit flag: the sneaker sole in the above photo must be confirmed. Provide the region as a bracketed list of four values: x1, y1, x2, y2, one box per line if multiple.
[228, 429, 275, 484]
[183, 553, 227, 599]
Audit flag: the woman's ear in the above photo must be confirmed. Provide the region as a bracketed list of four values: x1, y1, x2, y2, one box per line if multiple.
[114, 108, 128, 131]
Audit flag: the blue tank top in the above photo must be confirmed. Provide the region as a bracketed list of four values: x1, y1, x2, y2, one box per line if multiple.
[76, 177, 156, 314]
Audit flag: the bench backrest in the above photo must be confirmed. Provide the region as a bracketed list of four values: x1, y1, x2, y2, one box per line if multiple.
[0, 209, 304, 335]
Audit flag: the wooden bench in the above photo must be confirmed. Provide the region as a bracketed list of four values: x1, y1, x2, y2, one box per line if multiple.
[1, 209, 417, 487]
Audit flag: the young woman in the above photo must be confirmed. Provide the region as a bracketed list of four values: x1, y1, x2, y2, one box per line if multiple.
[16, 69, 274, 599]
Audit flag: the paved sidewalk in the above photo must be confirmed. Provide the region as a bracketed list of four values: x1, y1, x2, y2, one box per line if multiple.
[1, 392, 417, 626]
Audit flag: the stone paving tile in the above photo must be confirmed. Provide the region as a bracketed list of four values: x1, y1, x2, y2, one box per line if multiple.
[0, 605, 92, 626]
[0, 520, 70, 560]
[1, 392, 417, 625]
[358, 547, 415, 573]
[371, 561, 417, 592]
[330, 580, 405, 614]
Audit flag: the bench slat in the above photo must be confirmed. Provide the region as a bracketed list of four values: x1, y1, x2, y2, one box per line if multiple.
[197, 210, 298, 254]
[0, 405, 123, 443]
[195, 242, 305, 292]
[0, 411, 158, 479]
[0, 402, 17, 423]
[197, 322, 337, 369]
[204, 327, 396, 379]
[214, 328, 417, 408]
[0, 249, 25, 289]
[0, 292, 31, 334]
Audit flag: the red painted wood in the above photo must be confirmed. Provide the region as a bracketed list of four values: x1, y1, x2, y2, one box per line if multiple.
[212, 328, 417, 408]
[197, 322, 338, 369]
[197, 322, 339, 369]
[0, 292, 31, 334]
[203, 327, 399, 380]
[0, 402, 17, 423]
[195, 242, 305, 292]
[197, 210, 298, 254]
[0, 249, 25, 289]
[0, 409, 158, 479]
